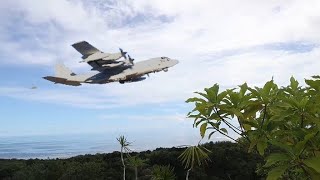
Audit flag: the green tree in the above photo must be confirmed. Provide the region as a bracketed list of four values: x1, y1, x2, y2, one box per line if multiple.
[178, 145, 210, 180]
[127, 156, 147, 180]
[117, 135, 132, 180]
[186, 76, 320, 179]
[151, 165, 176, 180]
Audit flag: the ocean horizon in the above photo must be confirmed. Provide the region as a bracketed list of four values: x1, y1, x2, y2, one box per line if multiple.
[0, 131, 216, 159]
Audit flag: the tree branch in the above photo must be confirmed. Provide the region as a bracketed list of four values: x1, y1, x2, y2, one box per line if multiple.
[214, 107, 242, 136]
[210, 126, 239, 142]
[261, 104, 267, 128]
[300, 113, 304, 128]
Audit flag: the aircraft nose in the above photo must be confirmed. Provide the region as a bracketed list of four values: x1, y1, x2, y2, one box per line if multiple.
[171, 59, 179, 66]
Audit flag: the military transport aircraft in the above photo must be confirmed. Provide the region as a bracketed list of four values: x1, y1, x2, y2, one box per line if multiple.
[43, 41, 179, 86]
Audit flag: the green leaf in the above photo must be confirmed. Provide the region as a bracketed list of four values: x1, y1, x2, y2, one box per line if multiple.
[248, 87, 261, 99]
[194, 92, 208, 100]
[257, 140, 267, 156]
[220, 128, 228, 134]
[205, 84, 219, 102]
[262, 80, 274, 96]
[295, 132, 316, 155]
[239, 82, 248, 98]
[217, 90, 228, 102]
[186, 97, 206, 103]
[303, 156, 320, 173]
[227, 108, 244, 119]
[243, 124, 251, 131]
[269, 140, 294, 156]
[200, 123, 208, 138]
[304, 166, 320, 179]
[208, 131, 216, 139]
[305, 79, 320, 91]
[266, 164, 289, 180]
[195, 118, 206, 127]
[264, 153, 290, 167]
[290, 76, 299, 90]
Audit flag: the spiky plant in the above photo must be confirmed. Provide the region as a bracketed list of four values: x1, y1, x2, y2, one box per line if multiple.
[127, 156, 147, 180]
[117, 135, 132, 180]
[178, 145, 211, 180]
[151, 165, 176, 180]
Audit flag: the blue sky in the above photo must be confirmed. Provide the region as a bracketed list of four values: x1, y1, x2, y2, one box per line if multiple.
[0, 0, 320, 143]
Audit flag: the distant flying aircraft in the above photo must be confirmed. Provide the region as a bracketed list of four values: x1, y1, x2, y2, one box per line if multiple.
[43, 41, 179, 86]
[30, 85, 37, 89]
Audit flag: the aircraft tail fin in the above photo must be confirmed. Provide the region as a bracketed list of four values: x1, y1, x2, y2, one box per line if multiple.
[55, 64, 75, 77]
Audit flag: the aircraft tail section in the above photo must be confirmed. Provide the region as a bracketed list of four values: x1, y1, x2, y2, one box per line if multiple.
[55, 64, 75, 77]
[43, 64, 81, 86]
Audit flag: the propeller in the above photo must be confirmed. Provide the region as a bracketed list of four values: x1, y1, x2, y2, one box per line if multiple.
[128, 55, 135, 65]
[119, 48, 127, 59]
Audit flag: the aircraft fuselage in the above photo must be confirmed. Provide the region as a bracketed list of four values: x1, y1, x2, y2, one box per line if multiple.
[44, 57, 178, 85]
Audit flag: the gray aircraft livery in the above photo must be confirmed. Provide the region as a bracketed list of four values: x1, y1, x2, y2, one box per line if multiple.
[43, 41, 179, 86]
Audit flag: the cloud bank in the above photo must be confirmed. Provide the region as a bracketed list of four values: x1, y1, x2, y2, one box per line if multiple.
[0, 0, 320, 109]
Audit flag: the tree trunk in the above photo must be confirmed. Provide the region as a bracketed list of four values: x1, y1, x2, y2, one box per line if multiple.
[186, 168, 191, 180]
[121, 148, 126, 180]
[135, 167, 138, 180]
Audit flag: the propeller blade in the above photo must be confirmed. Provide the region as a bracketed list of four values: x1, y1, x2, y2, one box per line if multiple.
[128, 55, 134, 65]
[119, 48, 127, 59]
[128, 55, 134, 61]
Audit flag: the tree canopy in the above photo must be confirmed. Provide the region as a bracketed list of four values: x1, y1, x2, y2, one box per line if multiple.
[187, 76, 320, 179]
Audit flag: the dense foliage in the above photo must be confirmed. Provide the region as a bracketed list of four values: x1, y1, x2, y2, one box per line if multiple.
[0, 141, 262, 180]
[187, 76, 320, 179]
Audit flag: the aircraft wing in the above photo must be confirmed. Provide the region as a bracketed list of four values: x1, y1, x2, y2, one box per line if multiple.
[72, 41, 101, 58]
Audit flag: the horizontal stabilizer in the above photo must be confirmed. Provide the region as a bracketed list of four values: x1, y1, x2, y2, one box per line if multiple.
[72, 41, 100, 58]
[43, 76, 81, 86]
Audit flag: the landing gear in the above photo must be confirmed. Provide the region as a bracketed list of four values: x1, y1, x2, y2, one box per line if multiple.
[119, 80, 125, 84]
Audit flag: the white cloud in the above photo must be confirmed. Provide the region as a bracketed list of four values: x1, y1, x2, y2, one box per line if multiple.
[0, 0, 319, 109]
[98, 113, 186, 121]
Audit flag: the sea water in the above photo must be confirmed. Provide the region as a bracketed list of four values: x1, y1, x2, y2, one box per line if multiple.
[0, 131, 210, 159]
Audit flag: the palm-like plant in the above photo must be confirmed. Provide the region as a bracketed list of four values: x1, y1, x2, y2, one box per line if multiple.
[117, 135, 132, 180]
[127, 156, 146, 180]
[178, 145, 211, 180]
[151, 165, 176, 180]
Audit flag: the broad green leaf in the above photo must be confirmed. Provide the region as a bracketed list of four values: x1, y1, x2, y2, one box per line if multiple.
[239, 82, 248, 98]
[208, 131, 216, 139]
[200, 123, 208, 138]
[290, 76, 299, 90]
[305, 79, 320, 91]
[295, 132, 316, 155]
[266, 164, 289, 180]
[243, 120, 258, 128]
[257, 140, 267, 156]
[205, 84, 219, 102]
[195, 103, 207, 115]
[220, 128, 228, 134]
[303, 156, 320, 173]
[304, 166, 320, 179]
[194, 91, 208, 99]
[243, 124, 251, 131]
[264, 153, 290, 167]
[262, 80, 274, 96]
[208, 121, 220, 129]
[195, 118, 206, 127]
[186, 97, 206, 103]
[227, 108, 244, 119]
[248, 87, 261, 99]
[269, 140, 294, 156]
[217, 90, 228, 102]
[299, 97, 309, 109]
